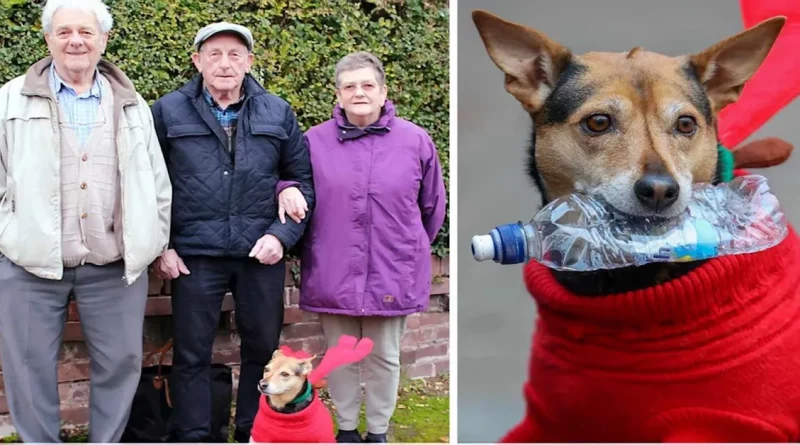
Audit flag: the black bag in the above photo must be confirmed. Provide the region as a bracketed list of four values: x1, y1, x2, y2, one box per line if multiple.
[121, 340, 234, 442]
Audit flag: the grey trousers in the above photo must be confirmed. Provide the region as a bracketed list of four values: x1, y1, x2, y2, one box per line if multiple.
[0, 256, 147, 443]
[319, 314, 406, 435]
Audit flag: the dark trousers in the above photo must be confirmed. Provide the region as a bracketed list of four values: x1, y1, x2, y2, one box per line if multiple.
[168, 256, 285, 441]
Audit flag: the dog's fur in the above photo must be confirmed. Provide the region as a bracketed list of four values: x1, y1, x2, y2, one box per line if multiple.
[472, 10, 785, 296]
[257, 349, 318, 413]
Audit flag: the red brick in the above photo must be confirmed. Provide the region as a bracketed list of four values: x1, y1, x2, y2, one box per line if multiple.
[440, 256, 450, 276]
[212, 348, 240, 365]
[58, 361, 90, 383]
[304, 336, 325, 356]
[0, 395, 7, 415]
[400, 349, 417, 364]
[282, 322, 322, 340]
[283, 307, 303, 324]
[67, 301, 80, 321]
[144, 296, 172, 316]
[419, 312, 448, 327]
[148, 276, 163, 296]
[430, 277, 449, 296]
[405, 362, 435, 379]
[301, 311, 319, 322]
[60, 405, 89, 426]
[400, 330, 427, 349]
[0, 372, 4, 392]
[405, 314, 420, 330]
[63, 322, 84, 342]
[163, 279, 172, 295]
[435, 326, 449, 341]
[414, 343, 448, 361]
[434, 358, 449, 374]
[281, 339, 305, 354]
[221, 293, 235, 312]
[285, 287, 300, 305]
[228, 312, 237, 330]
[431, 256, 441, 277]
[284, 261, 297, 287]
[58, 382, 89, 404]
[60, 342, 90, 361]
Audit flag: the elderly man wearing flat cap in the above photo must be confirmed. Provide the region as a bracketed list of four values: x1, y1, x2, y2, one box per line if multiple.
[150, 22, 315, 442]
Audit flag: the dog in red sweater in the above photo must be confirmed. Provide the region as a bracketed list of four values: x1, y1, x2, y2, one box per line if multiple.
[249, 336, 373, 443]
[473, 0, 800, 442]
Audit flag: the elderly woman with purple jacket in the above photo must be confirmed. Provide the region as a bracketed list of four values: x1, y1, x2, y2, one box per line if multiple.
[276, 51, 446, 443]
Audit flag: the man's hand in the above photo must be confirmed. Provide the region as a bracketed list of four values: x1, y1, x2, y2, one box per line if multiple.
[278, 186, 308, 224]
[249, 234, 284, 265]
[154, 249, 190, 280]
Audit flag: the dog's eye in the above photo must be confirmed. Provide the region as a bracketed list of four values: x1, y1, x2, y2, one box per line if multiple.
[280, 371, 290, 377]
[676, 116, 697, 135]
[583, 114, 612, 134]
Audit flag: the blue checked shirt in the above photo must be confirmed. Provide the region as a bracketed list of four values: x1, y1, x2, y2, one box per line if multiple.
[203, 87, 245, 152]
[49, 63, 104, 147]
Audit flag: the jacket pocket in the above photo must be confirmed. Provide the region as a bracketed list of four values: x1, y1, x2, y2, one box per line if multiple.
[166, 124, 214, 172]
[167, 124, 212, 138]
[250, 124, 288, 140]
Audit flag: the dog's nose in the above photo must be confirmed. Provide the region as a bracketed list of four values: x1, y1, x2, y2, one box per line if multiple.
[634, 173, 680, 210]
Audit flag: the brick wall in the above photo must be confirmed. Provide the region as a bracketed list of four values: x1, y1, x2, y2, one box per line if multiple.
[0, 256, 449, 435]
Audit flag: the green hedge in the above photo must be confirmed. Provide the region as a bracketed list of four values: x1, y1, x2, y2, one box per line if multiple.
[0, 0, 450, 258]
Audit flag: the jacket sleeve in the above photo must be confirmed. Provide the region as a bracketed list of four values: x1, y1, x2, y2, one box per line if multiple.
[141, 96, 172, 254]
[418, 132, 447, 244]
[264, 107, 315, 250]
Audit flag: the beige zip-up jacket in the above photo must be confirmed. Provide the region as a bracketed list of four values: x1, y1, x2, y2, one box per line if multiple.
[0, 57, 171, 285]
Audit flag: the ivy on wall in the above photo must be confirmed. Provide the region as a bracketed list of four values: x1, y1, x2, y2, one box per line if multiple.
[0, 0, 450, 257]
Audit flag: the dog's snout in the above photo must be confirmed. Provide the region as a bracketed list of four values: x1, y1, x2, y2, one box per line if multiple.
[634, 173, 680, 211]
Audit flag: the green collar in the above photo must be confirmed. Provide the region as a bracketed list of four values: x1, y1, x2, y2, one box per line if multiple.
[717, 143, 735, 183]
[290, 380, 313, 405]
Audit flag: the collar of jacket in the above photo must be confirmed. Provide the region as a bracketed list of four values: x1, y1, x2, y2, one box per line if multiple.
[20, 56, 138, 105]
[179, 72, 267, 103]
[334, 99, 396, 141]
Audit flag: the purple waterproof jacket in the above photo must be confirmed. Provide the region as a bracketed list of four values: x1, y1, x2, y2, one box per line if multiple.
[279, 101, 446, 316]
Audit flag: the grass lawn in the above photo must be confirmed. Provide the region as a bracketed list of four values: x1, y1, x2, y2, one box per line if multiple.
[0, 373, 449, 443]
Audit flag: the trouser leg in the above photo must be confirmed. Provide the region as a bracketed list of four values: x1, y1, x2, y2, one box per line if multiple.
[71, 261, 148, 443]
[0, 256, 73, 442]
[362, 316, 406, 435]
[229, 258, 285, 440]
[169, 256, 230, 441]
[319, 314, 363, 431]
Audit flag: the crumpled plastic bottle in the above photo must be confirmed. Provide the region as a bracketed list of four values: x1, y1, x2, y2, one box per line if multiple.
[471, 175, 789, 271]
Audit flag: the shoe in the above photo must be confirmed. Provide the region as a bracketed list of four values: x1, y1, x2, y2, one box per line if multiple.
[336, 429, 363, 443]
[365, 432, 387, 443]
[233, 428, 251, 443]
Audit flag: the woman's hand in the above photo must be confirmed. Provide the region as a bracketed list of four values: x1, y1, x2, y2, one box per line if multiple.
[278, 186, 308, 224]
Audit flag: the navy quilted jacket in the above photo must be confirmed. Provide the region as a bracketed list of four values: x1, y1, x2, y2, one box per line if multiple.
[151, 74, 315, 257]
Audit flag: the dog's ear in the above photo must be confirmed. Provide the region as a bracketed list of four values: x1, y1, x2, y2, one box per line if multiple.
[472, 9, 572, 114]
[298, 356, 315, 376]
[272, 349, 284, 360]
[688, 16, 786, 114]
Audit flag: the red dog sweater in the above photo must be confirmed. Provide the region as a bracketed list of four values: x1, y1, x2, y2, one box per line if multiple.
[249, 390, 335, 443]
[503, 224, 800, 443]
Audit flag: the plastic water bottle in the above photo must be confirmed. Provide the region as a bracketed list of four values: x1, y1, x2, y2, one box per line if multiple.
[470, 175, 789, 271]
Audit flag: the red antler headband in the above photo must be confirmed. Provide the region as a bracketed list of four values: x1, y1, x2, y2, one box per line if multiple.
[717, 0, 800, 149]
[280, 335, 373, 385]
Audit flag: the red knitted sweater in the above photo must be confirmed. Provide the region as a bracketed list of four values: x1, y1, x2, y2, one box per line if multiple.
[503, 222, 800, 442]
[250, 391, 335, 443]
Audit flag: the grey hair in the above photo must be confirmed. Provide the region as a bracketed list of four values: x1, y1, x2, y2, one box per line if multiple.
[334, 51, 386, 88]
[41, 0, 114, 34]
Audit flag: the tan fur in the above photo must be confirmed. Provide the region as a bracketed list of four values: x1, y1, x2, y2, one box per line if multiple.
[472, 9, 785, 217]
[258, 350, 317, 410]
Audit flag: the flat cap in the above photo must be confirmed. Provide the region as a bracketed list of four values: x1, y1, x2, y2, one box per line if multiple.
[193, 22, 253, 51]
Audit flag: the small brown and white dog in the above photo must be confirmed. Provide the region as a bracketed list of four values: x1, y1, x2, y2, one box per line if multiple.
[249, 349, 335, 443]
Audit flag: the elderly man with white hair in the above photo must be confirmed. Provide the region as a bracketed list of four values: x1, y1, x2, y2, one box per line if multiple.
[0, 0, 171, 442]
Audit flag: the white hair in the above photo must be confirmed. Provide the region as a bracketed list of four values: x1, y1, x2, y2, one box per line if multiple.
[41, 0, 114, 34]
